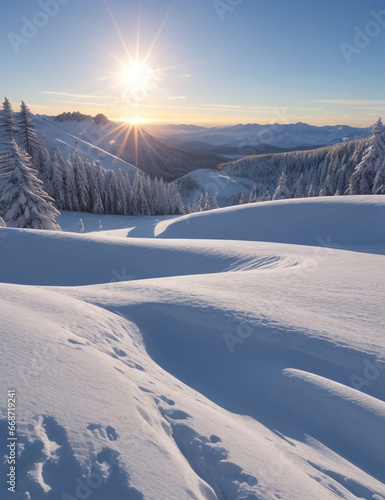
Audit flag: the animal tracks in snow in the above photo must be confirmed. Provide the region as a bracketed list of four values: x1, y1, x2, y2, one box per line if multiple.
[87, 423, 119, 442]
[155, 398, 259, 499]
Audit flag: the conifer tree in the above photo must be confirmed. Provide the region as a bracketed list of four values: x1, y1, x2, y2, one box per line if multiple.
[87, 163, 104, 214]
[273, 169, 291, 200]
[71, 152, 90, 212]
[0, 140, 60, 230]
[51, 147, 66, 209]
[0, 98, 19, 179]
[348, 118, 385, 195]
[17, 101, 39, 156]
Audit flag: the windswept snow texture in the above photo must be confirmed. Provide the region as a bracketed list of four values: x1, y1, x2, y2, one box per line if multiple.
[1, 196, 385, 500]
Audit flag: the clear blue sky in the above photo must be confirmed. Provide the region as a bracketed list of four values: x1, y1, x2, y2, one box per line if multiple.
[1, 0, 385, 126]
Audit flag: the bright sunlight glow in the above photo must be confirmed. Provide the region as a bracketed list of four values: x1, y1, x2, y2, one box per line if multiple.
[122, 61, 154, 89]
[126, 116, 147, 125]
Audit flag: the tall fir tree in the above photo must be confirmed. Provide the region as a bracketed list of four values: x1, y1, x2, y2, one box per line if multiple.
[71, 152, 90, 212]
[273, 168, 291, 200]
[348, 118, 385, 195]
[16, 101, 40, 157]
[51, 147, 66, 209]
[64, 158, 79, 212]
[0, 140, 60, 230]
[34, 146, 54, 195]
[0, 98, 19, 179]
[87, 162, 104, 214]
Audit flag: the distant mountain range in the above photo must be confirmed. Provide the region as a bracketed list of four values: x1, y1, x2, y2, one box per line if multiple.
[145, 122, 373, 156]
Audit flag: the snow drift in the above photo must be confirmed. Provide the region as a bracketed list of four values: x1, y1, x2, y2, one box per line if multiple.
[0, 196, 385, 499]
[155, 195, 385, 252]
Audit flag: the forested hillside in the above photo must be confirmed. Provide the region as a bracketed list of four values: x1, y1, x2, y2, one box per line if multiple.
[220, 119, 385, 201]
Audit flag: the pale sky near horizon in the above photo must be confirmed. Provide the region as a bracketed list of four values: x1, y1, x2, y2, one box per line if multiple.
[1, 0, 385, 127]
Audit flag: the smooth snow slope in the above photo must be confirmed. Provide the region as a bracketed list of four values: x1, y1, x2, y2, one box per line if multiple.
[1, 196, 385, 500]
[156, 195, 385, 252]
[0, 229, 298, 286]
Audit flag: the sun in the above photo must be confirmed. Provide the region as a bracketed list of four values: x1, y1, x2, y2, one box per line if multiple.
[97, 2, 200, 123]
[122, 61, 155, 89]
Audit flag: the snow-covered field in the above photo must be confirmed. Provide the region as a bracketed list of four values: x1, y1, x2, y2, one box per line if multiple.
[1, 196, 385, 499]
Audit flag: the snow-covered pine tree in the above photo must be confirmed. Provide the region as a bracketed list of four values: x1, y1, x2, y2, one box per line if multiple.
[0, 139, 60, 230]
[239, 192, 249, 205]
[195, 193, 204, 212]
[373, 161, 385, 194]
[172, 183, 185, 214]
[86, 162, 104, 214]
[131, 172, 151, 215]
[34, 146, 54, 196]
[272, 168, 291, 200]
[109, 170, 125, 215]
[64, 158, 79, 212]
[372, 119, 385, 194]
[50, 147, 79, 211]
[0, 98, 19, 179]
[261, 189, 271, 201]
[202, 193, 211, 211]
[147, 175, 157, 214]
[0, 98, 18, 139]
[153, 178, 168, 215]
[16, 101, 40, 157]
[103, 170, 124, 215]
[248, 186, 258, 204]
[70, 152, 90, 212]
[51, 147, 67, 209]
[348, 118, 385, 194]
[118, 169, 131, 215]
[186, 202, 193, 214]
